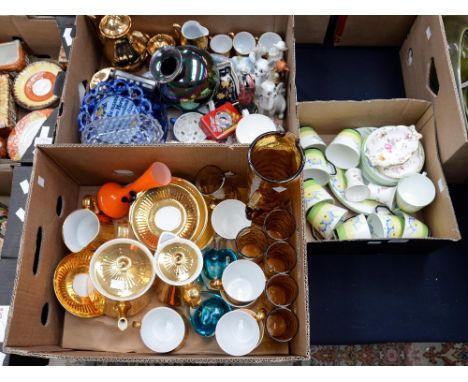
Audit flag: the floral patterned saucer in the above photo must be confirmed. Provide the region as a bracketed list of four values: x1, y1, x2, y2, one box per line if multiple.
[365, 125, 422, 167]
[378, 142, 425, 179]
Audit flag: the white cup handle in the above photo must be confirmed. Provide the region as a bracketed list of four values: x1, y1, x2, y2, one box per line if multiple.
[156, 231, 177, 253]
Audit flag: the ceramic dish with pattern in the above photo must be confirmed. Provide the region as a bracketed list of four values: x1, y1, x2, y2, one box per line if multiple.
[377, 142, 425, 179]
[130, 177, 208, 251]
[361, 133, 399, 187]
[365, 125, 422, 167]
[329, 168, 380, 215]
[53, 251, 106, 318]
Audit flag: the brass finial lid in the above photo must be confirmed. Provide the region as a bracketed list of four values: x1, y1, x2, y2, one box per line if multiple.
[99, 15, 132, 39]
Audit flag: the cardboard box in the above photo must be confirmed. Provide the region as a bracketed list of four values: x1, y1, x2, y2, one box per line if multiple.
[0, 16, 63, 164]
[3, 144, 310, 363]
[57, 15, 299, 144]
[1, 166, 33, 259]
[298, 99, 461, 254]
[400, 16, 468, 183]
[292, 16, 331, 44]
[296, 15, 468, 183]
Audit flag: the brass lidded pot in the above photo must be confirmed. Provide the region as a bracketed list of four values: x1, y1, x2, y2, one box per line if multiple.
[89, 238, 156, 330]
[99, 15, 149, 72]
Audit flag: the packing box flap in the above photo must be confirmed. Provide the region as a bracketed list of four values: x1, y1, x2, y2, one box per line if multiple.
[293, 16, 330, 44]
[297, 99, 461, 244]
[0, 16, 61, 58]
[333, 16, 417, 47]
[400, 15, 468, 182]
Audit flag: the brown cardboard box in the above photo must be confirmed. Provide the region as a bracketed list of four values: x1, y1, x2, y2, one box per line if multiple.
[298, 99, 461, 252]
[298, 15, 468, 183]
[400, 16, 468, 184]
[3, 144, 310, 363]
[293, 16, 331, 44]
[57, 15, 300, 144]
[0, 16, 62, 165]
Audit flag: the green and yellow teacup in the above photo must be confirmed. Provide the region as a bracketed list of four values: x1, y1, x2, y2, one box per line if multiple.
[300, 126, 326, 151]
[325, 128, 362, 169]
[306, 201, 347, 240]
[366, 206, 404, 239]
[304, 179, 334, 211]
[304, 148, 336, 186]
[335, 214, 372, 240]
[398, 211, 430, 239]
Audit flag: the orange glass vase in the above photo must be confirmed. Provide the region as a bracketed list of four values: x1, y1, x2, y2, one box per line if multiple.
[98, 162, 172, 219]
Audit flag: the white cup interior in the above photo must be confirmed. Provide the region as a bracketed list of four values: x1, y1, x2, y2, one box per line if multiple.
[367, 214, 385, 238]
[303, 168, 329, 186]
[140, 307, 185, 353]
[345, 184, 370, 202]
[325, 143, 360, 169]
[63, 209, 100, 253]
[259, 32, 282, 50]
[215, 310, 260, 356]
[398, 174, 436, 208]
[222, 260, 265, 302]
[182, 21, 206, 39]
[233, 32, 256, 55]
[210, 34, 232, 53]
[211, 199, 251, 240]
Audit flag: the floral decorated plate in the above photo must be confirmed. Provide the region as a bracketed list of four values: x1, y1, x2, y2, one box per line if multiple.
[361, 133, 398, 187]
[378, 142, 425, 179]
[365, 125, 422, 167]
[329, 168, 380, 215]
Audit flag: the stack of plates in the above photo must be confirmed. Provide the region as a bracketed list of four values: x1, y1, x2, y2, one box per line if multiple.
[130, 177, 213, 251]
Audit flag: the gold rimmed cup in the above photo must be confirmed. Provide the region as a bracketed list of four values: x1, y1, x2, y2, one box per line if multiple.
[263, 208, 296, 241]
[265, 307, 299, 343]
[264, 241, 297, 276]
[265, 273, 298, 308]
[235, 226, 269, 262]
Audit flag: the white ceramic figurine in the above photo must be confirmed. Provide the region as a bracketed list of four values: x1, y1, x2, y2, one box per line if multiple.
[257, 80, 286, 119]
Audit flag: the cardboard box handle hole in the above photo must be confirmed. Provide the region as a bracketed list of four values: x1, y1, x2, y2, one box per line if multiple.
[407, 48, 413, 66]
[41, 303, 49, 326]
[428, 57, 440, 96]
[33, 227, 43, 275]
[56, 196, 63, 217]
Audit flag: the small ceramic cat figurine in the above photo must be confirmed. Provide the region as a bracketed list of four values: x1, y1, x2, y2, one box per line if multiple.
[253, 58, 275, 95]
[257, 80, 286, 119]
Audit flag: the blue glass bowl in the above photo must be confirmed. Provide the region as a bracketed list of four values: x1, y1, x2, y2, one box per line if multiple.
[190, 293, 231, 337]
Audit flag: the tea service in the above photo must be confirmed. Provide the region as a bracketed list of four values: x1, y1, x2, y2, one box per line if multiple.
[77, 16, 290, 145]
[302, 125, 435, 241]
[53, 140, 302, 356]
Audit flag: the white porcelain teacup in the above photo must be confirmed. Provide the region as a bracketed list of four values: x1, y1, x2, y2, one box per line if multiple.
[62, 209, 100, 253]
[215, 308, 265, 356]
[397, 211, 430, 239]
[139, 307, 186, 353]
[325, 128, 362, 169]
[210, 34, 233, 56]
[344, 168, 370, 202]
[211, 199, 251, 240]
[221, 260, 265, 307]
[233, 32, 256, 56]
[396, 173, 436, 213]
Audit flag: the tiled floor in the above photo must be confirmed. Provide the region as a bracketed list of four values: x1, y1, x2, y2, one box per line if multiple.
[46, 343, 468, 366]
